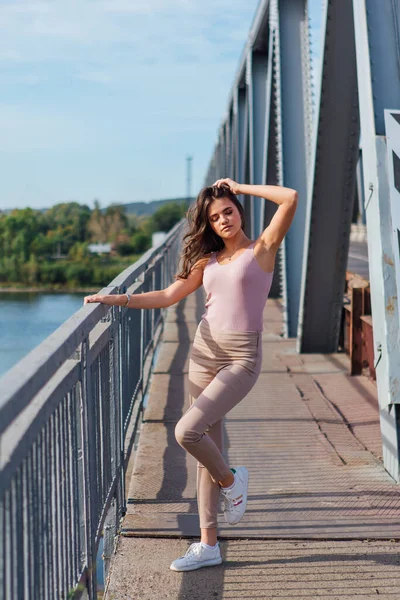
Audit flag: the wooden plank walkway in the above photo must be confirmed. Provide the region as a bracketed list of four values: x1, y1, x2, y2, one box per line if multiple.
[105, 289, 400, 599]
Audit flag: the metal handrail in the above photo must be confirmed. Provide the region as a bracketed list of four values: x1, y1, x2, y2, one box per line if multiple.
[0, 219, 185, 600]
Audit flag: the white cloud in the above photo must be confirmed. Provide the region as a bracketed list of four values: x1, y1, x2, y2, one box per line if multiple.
[0, 0, 256, 65]
[0, 0, 260, 206]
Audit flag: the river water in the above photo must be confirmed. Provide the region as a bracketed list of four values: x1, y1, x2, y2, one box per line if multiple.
[0, 292, 86, 377]
[0, 291, 108, 588]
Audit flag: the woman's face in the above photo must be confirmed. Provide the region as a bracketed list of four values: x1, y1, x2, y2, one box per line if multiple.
[207, 197, 242, 239]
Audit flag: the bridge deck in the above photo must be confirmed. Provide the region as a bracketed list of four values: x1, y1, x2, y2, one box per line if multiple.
[105, 290, 400, 599]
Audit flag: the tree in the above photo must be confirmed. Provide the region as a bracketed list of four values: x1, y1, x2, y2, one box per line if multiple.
[87, 204, 128, 243]
[131, 231, 151, 253]
[104, 205, 128, 241]
[0, 208, 43, 261]
[45, 202, 91, 243]
[151, 202, 187, 233]
[87, 201, 107, 242]
[24, 254, 40, 285]
[69, 242, 90, 261]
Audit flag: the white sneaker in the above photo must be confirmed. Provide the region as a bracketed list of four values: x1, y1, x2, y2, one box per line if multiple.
[221, 466, 249, 525]
[170, 542, 222, 572]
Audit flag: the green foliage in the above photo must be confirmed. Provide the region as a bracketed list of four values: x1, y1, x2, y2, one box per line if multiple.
[87, 203, 129, 243]
[151, 201, 187, 233]
[39, 263, 67, 285]
[120, 196, 192, 216]
[91, 263, 126, 286]
[115, 241, 134, 256]
[45, 202, 91, 242]
[115, 230, 151, 257]
[65, 263, 92, 287]
[131, 231, 151, 253]
[30, 233, 55, 258]
[0, 208, 46, 262]
[126, 213, 139, 232]
[23, 254, 40, 286]
[68, 242, 90, 261]
[0, 198, 186, 288]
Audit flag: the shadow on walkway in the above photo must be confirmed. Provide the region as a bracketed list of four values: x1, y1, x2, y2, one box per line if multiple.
[106, 298, 400, 600]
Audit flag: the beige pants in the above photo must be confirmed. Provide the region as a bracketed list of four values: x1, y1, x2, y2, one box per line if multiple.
[175, 318, 262, 528]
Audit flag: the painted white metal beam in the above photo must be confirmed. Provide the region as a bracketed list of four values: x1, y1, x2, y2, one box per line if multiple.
[353, 0, 400, 481]
[385, 111, 400, 328]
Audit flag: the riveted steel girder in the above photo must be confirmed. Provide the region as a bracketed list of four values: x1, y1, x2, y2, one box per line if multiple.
[297, 0, 360, 353]
[264, 21, 281, 300]
[249, 50, 269, 239]
[227, 108, 235, 179]
[234, 84, 251, 233]
[273, 0, 311, 338]
[239, 82, 252, 237]
[234, 86, 247, 187]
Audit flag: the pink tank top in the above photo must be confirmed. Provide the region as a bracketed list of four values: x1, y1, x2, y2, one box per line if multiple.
[201, 241, 274, 332]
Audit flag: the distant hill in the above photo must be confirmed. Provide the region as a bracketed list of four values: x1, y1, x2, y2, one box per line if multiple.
[118, 197, 195, 216]
[1, 196, 195, 216]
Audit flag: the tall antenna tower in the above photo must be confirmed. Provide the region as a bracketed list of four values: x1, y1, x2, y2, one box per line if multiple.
[186, 155, 193, 205]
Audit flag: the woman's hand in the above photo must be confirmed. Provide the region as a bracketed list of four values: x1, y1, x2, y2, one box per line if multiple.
[212, 178, 241, 195]
[84, 294, 104, 305]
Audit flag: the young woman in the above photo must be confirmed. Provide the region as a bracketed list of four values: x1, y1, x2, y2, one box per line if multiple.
[84, 178, 297, 572]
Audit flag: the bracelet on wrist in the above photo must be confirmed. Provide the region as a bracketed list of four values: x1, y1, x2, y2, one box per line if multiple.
[124, 292, 131, 307]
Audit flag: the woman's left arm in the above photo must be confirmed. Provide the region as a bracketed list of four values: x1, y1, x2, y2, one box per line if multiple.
[213, 178, 298, 251]
[213, 178, 297, 205]
[238, 183, 297, 205]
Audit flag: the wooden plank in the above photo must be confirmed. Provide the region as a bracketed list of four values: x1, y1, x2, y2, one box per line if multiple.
[122, 513, 400, 540]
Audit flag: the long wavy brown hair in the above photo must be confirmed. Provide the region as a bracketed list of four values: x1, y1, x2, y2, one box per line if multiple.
[175, 184, 246, 279]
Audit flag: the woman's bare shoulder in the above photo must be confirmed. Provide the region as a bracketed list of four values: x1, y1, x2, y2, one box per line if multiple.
[192, 253, 214, 272]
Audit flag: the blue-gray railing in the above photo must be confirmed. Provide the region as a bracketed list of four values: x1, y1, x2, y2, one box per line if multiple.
[0, 219, 185, 599]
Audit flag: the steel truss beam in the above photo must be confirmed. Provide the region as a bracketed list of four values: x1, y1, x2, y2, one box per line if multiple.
[297, 0, 360, 352]
[234, 86, 247, 188]
[273, 0, 311, 337]
[249, 50, 269, 240]
[264, 13, 281, 300]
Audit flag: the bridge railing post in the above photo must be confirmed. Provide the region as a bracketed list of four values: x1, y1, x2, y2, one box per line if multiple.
[80, 338, 97, 600]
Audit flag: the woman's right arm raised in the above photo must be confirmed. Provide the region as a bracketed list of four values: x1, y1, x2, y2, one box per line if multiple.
[83, 256, 209, 309]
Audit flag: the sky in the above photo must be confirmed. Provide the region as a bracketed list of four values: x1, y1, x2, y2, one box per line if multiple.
[0, 0, 322, 210]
